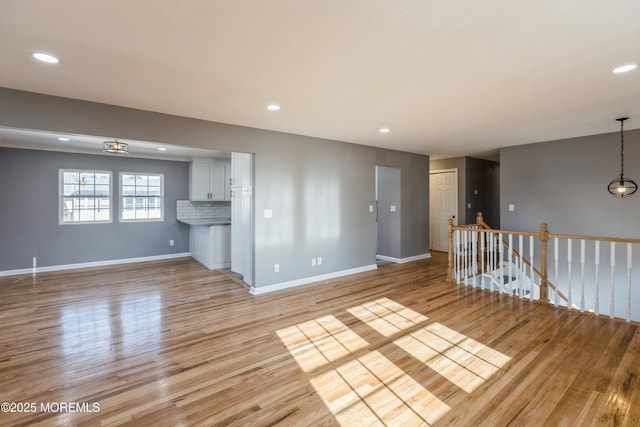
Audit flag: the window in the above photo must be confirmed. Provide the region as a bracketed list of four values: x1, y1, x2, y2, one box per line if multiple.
[120, 173, 164, 221]
[60, 169, 112, 224]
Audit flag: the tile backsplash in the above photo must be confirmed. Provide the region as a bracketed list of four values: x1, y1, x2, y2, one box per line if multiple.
[176, 200, 231, 220]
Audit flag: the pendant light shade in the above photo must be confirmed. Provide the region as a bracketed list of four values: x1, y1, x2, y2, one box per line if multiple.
[607, 117, 637, 198]
[103, 140, 128, 154]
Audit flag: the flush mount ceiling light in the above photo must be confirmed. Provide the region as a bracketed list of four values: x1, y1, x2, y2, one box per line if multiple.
[32, 52, 59, 64]
[379, 128, 390, 134]
[103, 140, 129, 154]
[613, 64, 637, 74]
[608, 117, 637, 198]
[267, 104, 281, 111]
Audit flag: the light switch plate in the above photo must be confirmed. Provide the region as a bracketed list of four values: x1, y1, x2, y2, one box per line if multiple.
[264, 209, 273, 218]
[508, 204, 515, 212]
[369, 205, 374, 213]
[390, 205, 396, 212]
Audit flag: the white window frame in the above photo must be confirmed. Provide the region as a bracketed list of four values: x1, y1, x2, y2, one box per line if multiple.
[119, 172, 164, 222]
[59, 169, 113, 225]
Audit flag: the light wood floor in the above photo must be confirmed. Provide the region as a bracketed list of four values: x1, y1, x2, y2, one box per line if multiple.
[1, 253, 638, 426]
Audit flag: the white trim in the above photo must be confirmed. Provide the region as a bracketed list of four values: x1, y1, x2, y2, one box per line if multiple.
[59, 168, 113, 225]
[250, 264, 378, 295]
[0, 252, 191, 277]
[376, 253, 432, 264]
[119, 172, 165, 223]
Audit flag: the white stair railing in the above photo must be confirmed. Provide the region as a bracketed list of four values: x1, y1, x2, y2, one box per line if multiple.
[447, 213, 640, 323]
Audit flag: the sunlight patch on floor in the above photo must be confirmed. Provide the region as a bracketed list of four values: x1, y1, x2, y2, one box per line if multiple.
[310, 350, 449, 426]
[394, 323, 511, 393]
[276, 314, 369, 372]
[346, 297, 428, 337]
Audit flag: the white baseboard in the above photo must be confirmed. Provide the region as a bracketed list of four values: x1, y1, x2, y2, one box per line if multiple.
[0, 252, 192, 277]
[250, 264, 378, 295]
[376, 253, 431, 264]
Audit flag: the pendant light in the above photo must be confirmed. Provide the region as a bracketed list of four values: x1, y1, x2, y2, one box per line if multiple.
[103, 140, 129, 154]
[607, 117, 637, 198]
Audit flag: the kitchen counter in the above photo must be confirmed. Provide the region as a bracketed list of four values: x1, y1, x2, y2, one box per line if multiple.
[183, 220, 232, 269]
[177, 218, 231, 226]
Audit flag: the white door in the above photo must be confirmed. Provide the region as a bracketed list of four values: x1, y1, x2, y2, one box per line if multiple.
[429, 169, 458, 252]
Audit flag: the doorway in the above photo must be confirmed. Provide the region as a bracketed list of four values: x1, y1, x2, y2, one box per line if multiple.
[429, 169, 458, 252]
[375, 166, 401, 261]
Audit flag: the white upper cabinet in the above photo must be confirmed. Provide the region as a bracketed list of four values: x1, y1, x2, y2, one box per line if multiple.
[190, 158, 231, 201]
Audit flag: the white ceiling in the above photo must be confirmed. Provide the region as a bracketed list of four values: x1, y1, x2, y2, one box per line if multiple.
[1, 0, 639, 159]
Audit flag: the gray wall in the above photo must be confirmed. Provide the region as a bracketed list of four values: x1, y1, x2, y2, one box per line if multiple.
[0, 88, 429, 288]
[0, 147, 190, 270]
[500, 128, 640, 236]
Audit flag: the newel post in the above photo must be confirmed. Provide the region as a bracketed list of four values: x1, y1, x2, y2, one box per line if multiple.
[476, 211, 484, 227]
[540, 223, 549, 301]
[446, 218, 454, 283]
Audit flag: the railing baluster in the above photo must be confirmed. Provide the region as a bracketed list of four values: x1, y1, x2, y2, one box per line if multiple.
[455, 230, 460, 283]
[567, 239, 573, 309]
[610, 242, 615, 320]
[480, 231, 486, 289]
[499, 232, 504, 294]
[471, 230, 477, 286]
[464, 230, 473, 286]
[626, 243, 632, 323]
[595, 241, 600, 316]
[580, 239, 585, 313]
[518, 234, 524, 298]
[529, 235, 535, 301]
[463, 230, 468, 283]
[554, 237, 559, 307]
[508, 234, 513, 296]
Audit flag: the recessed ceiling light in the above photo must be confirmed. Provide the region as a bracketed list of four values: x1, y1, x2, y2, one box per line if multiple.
[267, 104, 281, 111]
[32, 52, 59, 64]
[613, 64, 637, 74]
[57, 137, 70, 142]
[379, 128, 390, 133]
[157, 147, 167, 151]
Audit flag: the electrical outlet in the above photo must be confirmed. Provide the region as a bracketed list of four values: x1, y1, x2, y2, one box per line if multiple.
[317, 257, 322, 265]
[169, 239, 175, 246]
[369, 205, 374, 212]
[274, 263, 280, 273]
[311, 258, 317, 266]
